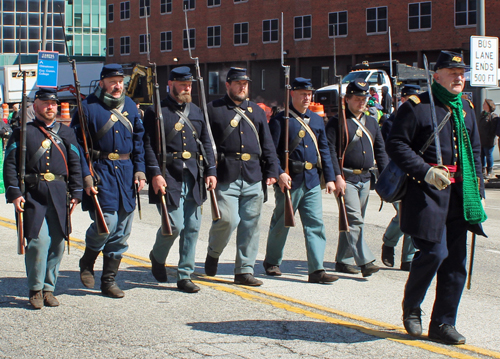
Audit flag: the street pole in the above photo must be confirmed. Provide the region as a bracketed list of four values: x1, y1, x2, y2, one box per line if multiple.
[477, 0, 485, 112]
[41, 0, 49, 51]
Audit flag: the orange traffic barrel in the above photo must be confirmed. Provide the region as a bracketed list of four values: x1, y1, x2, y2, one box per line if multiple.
[61, 102, 70, 119]
[2, 104, 9, 123]
[257, 103, 272, 122]
[308, 102, 325, 117]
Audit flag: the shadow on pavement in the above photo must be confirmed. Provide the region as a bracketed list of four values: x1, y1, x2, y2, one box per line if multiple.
[188, 319, 379, 344]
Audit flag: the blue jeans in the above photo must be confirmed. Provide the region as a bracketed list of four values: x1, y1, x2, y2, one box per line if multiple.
[25, 200, 65, 292]
[265, 183, 327, 274]
[336, 180, 375, 266]
[151, 171, 201, 281]
[208, 177, 263, 275]
[383, 202, 416, 263]
[481, 146, 494, 170]
[86, 207, 134, 259]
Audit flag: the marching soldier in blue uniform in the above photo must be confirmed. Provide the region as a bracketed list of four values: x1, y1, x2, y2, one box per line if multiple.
[264, 78, 338, 283]
[71, 64, 146, 298]
[204, 67, 279, 286]
[4, 88, 83, 309]
[143, 67, 217, 293]
[326, 80, 388, 277]
[380, 84, 420, 271]
[386, 51, 487, 344]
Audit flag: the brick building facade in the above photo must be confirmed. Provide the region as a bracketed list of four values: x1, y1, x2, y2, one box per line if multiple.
[106, 0, 500, 107]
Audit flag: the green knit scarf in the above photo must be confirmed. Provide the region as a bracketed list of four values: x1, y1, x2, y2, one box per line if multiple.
[431, 81, 487, 224]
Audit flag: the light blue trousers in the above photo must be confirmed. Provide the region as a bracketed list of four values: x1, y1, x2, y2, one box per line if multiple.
[382, 202, 416, 262]
[336, 180, 375, 266]
[207, 177, 263, 275]
[151, 171, 201, 281]
[265, 183, 327, 274]
[25, 201, 65, 292]
[86, 207, 134, 259]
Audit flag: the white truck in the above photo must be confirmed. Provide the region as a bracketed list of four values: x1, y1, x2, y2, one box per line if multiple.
[0, 62, 103, 105]
[315, 60, 428, 116]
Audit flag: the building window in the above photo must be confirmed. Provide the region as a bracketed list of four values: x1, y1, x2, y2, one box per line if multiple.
[263, 19, 279, 43]
[234, 22, 249, 45]
[183, 28, 195, 50]
[321, 67, 329, 87]
[329, 11, 348, 37]
[139, 34, 151, 54]
[108, 4, 114, 22]
[455, 0, 476, 27]
[209, 72, 219, 94]
[183, 0, 195, 10]
[208, 0, 221, 6]
[108, 38, 114, 56]
[207, 26, 221, 48]
[140, 0, 150, 17]
[367, 6, 388, 34]
[261, 69, 265, 91]
[120, 2, 130, 20]
[234, 0, 248, 3]
[161, 0, 172, 14]
[161, 31, 172, 51]
[409, 2, 431, 30]
[294, 15, 312, 40]
[120, 36, 130, 55]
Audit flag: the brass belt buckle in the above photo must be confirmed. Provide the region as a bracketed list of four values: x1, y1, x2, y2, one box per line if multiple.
[240, 153, 251, 161]
[43, 173, 55, 181]
[108, 153, 120, 160]
[353, 169, 362, 175]
[182, 151, 192, 159]
[304, 162, 313, 170]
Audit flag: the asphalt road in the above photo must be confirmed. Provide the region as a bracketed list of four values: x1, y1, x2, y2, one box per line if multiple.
[1, 185, 500, 359]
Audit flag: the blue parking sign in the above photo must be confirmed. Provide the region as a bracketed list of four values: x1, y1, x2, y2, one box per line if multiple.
[37, 51, 59, 88]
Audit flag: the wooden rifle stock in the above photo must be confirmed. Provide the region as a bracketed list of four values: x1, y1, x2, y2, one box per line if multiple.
[466, 232, 476, 290]
[17, 211, 25, 255]
[135, 183, 142, 220]
[337, 95, 349, 232]
[160, 193, 172, 236]
[92, 194, 108, 235]
[210, 189, 221, 221]
[283, 71, 295, 228]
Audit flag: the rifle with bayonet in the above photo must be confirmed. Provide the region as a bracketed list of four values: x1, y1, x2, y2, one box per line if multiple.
[59, 10, 109, 235]
[184, 8, 221, 220]
[337, 93, 350, 233]
[145, 13, 172, 236]
[281, 13, 295, 228]
[16, 54, 27, 255]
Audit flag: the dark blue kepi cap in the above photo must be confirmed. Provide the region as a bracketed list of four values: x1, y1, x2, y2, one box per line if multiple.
[226, 67, 251, 82]
[169, 66, 194, 81]
[35, 87, 58, 101]
[100, 63, 124, 80]
[346, 79, 370, 96]
[401, 84, 420, 97]
[291, 77, 315, 91]
[434, 51, 469, 71]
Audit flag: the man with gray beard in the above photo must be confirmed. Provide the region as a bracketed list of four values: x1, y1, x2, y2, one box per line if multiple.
[203, 67, 279, 286]
[144, 66, 217, 293]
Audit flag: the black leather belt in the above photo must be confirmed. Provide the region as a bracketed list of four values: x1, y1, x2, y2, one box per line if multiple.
[99, 152, 131, 160]
[169, 151, 200, 160]
[343, 168, 370, 175]
[220, 153, 260, 161]
[26, 173, 66, 182]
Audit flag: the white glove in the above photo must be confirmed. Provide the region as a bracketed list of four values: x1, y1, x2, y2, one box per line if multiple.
[425, 167, 451, 190]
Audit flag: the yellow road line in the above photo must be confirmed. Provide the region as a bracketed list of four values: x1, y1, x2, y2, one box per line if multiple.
[1, 215, 498, 358]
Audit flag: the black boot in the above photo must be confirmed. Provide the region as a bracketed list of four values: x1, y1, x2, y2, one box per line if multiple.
[381, 244, 395, 267]
[79, 248, 100, 288]
[101, 256, 125, 298]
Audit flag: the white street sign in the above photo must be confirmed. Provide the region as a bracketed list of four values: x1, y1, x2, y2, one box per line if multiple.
[470, 36, 499, 87]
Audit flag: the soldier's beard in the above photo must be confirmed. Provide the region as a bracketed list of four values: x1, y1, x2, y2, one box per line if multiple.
[172, 86, 192, 103]
[229, 89, 247, 103]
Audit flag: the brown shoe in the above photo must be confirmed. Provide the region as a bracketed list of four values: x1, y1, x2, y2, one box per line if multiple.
[308, 270, 339, 283]
[177, 279, 200, 293]
[263, 261, 282, 276]
[361, 262, 380, 277]
[43, 291, 60, 307]
[29, 290, 44, 309]
[335, 262, 360, 274]
[234, 274, 263, 286]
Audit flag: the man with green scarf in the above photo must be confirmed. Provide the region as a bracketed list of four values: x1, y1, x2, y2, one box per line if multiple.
[71, 64, 146, 299]
[386, 51, 487, 345]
